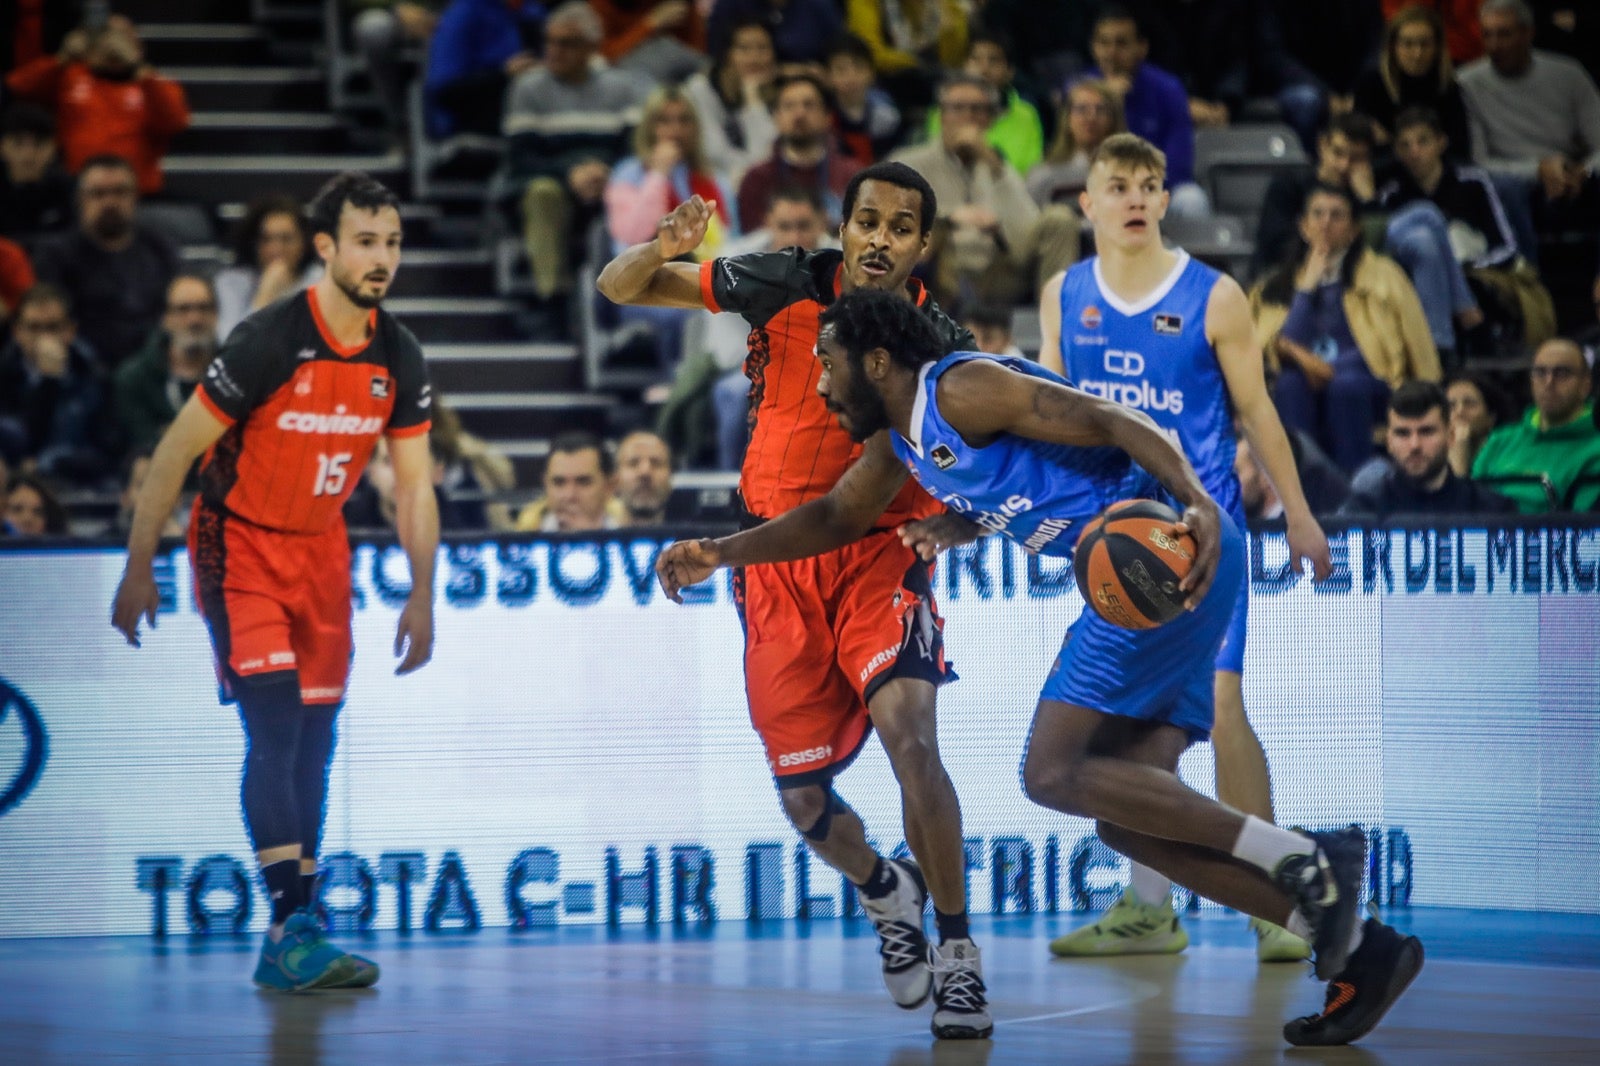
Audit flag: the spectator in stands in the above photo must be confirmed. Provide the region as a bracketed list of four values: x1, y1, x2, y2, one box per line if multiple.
[1251, 183, 1442, 473]
[515, 431, 626, 532]
[1235, 430, 1352, 520]
[961, 304, 1025, 359]
[114, 274, 218, 454]
[1459, 0, 1600, 236]
[1445, 370, 1515, 475]
[845, 0, 969, 109]
[431, 400, 516, 531]
[0, 283, 110, 485]
[0, 0, 82, 80]
[1251, 113, 1379, 281]
[616, 429, 674, 525]
[825, 32, 903, 165]
[0, 234, 34, 324]
[2, 472, 69, 536]
[1026, 77, 1124, 208]
[4, 15, 189, 195]
[1118, 0, 1251, 131]
[505, 1, 645, 307]
[1531, 2, 1600, 85]
[591, 0, 706, 85]
[969, 0, 1084, 100]
[1355, 4, 1473, 157]
[107, 448, 185, 539]
[923, 29, 1044, 176]
[737, 72, 860, 232]
[1472, 337, 1600, 512]
[422, 0, 544, 139]
[1381, 0, 1482, 65]
[1261, 0, 1384, 156]
[890, 73, 1078, 309]
[683, 18, 780, 186]
[1070, 6, 1207, 219]
[212, 194, 320, 341]
[0, 103, 75, 245]
[347, 1, 441, 136]
[1341, 381, 1517, 515]
[30, 154, 177, 367]
[708, 0, 842, 66]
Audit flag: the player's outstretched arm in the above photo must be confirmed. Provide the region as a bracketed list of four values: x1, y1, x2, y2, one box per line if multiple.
[387, 432, 439, 675]
[1037, 270, 1066, 375]
[936, 359, 1223, 608]
[595, 195, 717, 309]
[110, 394, 229, 646]
[1207, 275, 1332, 580]
[656, 433, 908, 603]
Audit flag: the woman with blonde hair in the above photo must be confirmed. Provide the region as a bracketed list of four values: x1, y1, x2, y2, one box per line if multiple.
[1024, 78, 1125, 207]
[1352, 4, 1471, 156]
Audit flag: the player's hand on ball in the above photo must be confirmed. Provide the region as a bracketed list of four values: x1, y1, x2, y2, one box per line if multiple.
[110, 568, 161, 648]
[1174, 501, 1222, 610]
[1287, 512, 1333, 581]
[655, 196, 716, 260]
[657, 538, 721, 604]
[898, 513, 985, 560]
[393, 593, 434, 675]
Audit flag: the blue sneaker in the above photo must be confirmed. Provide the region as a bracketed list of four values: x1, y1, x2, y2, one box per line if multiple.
[253, 911, 359, 992]
[325, 951, 380, 989]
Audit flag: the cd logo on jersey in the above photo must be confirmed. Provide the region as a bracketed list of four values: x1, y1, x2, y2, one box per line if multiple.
[1153, 313, 1183, 336]
[931, 444, 958, 470]
[1080, 305, 1102, 330]
[0, 677, 48, 818]
[1104, 349, 1146, 376]
[371, 375, 391, 399]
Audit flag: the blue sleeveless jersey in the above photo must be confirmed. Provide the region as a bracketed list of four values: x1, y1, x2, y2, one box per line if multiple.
[888, 352, 1163, 560]
[1055, 251, 1241, 518]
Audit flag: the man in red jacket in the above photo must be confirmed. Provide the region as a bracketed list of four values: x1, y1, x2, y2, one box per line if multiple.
[5, 15, 189, 195]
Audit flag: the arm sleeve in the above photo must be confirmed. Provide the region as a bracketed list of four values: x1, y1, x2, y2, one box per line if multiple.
[1156, 79, 1197, 186]
[1278, 290, 1319, 347]
[140, 74, 191, 138]
[4, 56, 63, 100]
[1572, 65, 1600, 173]
[386, 325, 434, 437]
[698, 248, 816, 323]
[195, 317, 283, 425]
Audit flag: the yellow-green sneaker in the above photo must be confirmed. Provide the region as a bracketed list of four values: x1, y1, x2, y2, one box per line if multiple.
[1049, 891, 1188, 957]
[1252, 916, 1313, 962]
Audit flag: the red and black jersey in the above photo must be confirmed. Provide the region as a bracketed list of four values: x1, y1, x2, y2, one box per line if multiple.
[698, 247, 976, 523]
[194, 287, 432, 534]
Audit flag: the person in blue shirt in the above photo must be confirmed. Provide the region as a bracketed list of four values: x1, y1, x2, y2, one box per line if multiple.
[1039, 131, 1333, 963]
[656, 287, 1424, 1049]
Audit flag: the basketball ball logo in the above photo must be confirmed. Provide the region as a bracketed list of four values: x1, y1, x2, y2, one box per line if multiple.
[1074, 499, 1197, 629]
[1081, 305, 1102, 330]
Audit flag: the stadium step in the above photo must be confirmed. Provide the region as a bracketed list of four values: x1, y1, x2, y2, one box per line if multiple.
[164, 66, 327, 111]
[174, 111, 354, 156]
[116, 0, 244, 23]
[386, 297, 530, 344]
[162, 152, 406, 205]
[389, 249, 496, 299]
[426, 343, 582, 394]
[446, 392, 619, 440]
[141, 23, 270, 66]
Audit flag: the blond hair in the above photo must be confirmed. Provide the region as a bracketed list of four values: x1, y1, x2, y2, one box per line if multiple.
[1088, 132, 1167, 183]
[634, 86, 710, 175]
[1047, 79, 1126, 164]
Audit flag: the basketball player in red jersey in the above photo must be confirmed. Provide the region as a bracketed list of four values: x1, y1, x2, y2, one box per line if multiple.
[111, 172, 438, 992]
[598, 162, 991, 1040]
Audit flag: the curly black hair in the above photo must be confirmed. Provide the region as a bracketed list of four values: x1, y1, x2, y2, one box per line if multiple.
[817, 288, 942, 370]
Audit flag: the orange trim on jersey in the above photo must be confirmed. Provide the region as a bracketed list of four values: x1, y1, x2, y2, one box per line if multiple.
[699, 259, 721, 313]
[385, 418, 432, 440]
[307, 285, 377, 358]
[829, 263, 929, 307]
[195, 384, 236, 426]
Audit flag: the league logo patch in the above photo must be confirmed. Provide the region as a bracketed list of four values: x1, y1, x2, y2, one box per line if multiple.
[1153, 312, 1183, 336]
[1081, 305, 1102, 330]
[371, 376, 391, 399]
[297, 347, 316, 361]
[931, 444, 958, 470]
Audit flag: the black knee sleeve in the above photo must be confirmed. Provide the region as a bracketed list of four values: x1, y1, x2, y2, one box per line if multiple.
[294, 704, 339, 859]
[800, 788, 852, 843]
[236, 674, 305, 853]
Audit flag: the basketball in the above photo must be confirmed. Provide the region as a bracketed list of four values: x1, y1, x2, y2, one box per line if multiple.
[1073, 499, 1197, 629]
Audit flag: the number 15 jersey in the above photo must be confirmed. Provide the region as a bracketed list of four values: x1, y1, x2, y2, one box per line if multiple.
[194, 287, 433, 533]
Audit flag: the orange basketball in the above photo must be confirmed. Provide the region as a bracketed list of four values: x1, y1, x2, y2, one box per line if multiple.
[1073, 499, 1197, 629]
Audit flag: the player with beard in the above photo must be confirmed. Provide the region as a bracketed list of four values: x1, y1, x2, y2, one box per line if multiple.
[111, 172, 438, 993]
[597, 161, 992, 1040]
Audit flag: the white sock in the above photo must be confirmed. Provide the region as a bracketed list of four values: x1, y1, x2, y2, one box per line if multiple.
[1127, 863, 1171, 907]
[1230, 815, 1314, 875]
[1347, 917, 1366, 956]
[1286, 910, 1312, 940]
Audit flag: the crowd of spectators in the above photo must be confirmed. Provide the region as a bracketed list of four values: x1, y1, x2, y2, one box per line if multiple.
[2, 0, 1598, 538]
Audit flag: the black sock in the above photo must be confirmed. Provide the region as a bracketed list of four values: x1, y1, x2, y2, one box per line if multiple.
[263, 859, 303, 926]
[856, 856, 898, 900]
[935, 908, 969, 944]
[301, 873, 318, 912]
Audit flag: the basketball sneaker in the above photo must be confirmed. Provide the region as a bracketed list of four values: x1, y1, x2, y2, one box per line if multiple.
[323, 948, 381, 989]
[1251, 917, 1313, 962]
[1272, 826, 1366, 980]
[1048, 890, 1189, 957]
[1283, 919, 1424, 1046]
[859, 858, 933, 1009]
[252, 911, 358, 992]
[929, 938, 993, 1040]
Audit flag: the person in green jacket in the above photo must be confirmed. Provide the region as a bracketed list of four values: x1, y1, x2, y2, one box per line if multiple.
[113, 273, 218, 454]
[1472, 338, 1600, 512]
[925, 29, 1044, 174]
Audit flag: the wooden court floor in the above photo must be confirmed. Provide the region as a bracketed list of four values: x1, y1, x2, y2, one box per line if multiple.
[1, 909, 1596, 1065]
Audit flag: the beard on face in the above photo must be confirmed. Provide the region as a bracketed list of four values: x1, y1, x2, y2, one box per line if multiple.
[89, 207, 132, 243]
[333, 261, 386, 309]
[829, 367, 890, 443]
[173, 328, 215, 360]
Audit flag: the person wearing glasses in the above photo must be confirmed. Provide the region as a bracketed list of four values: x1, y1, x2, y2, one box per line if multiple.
[1471, 337, 1600, 511]
[115, 273, 221, 453]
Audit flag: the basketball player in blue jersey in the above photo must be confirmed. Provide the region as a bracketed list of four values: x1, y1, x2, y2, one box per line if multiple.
[656, 288, 1423, 1047]
[1037, 133, 1334, 963]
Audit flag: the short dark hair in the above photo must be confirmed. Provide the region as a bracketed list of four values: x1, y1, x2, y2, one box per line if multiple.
[1302, 181, 1361, 219]
[16, 282, 72, 318]
[968, 28, 1016, 63]
[166, 271, 217, 306]
[937, 71, 1001, 110]
[306, 171, 400, 240]
[841, 161, 939, 237]
[1320, 112, 1377, 150]
[1444, 371, 1517, 427]
[768, 183, 826, 214]
[823, 31, 873, 66]
[1389, 380, 1448, 421]
[771, 71, 833, 113]
[78, 153, 136, 179]
[960, 303, 1012, 334]
[1093, 3, 1144, 38]
[1393, 106, 1445, 138]
[818, 288, 942, 370]
[547, 430, 613, 477]
[0, 102, 54, 140]
[234, 192, 312, 268]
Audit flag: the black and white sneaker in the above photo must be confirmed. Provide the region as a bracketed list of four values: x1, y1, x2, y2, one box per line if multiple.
[930, 938, 993, 1040]
[1284, 919, 1424, 1046]
[1273, 826, 1367, 980]
[859, 858, 932, 1009]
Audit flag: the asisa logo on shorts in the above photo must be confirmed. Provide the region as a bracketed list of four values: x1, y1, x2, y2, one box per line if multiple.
[0, 677, 48, 818]
[776, 745, 833, 768]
